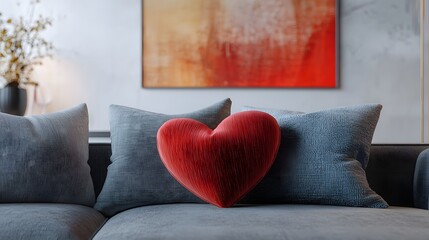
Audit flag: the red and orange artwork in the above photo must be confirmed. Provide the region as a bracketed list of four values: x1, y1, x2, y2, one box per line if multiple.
[143, 0, 336, 88]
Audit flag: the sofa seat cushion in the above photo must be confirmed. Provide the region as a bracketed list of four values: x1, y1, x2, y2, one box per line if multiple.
[0, 204, 106, 240]
[93, 204, 429, 240]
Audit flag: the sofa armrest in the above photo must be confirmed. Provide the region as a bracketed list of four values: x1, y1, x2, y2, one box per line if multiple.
[414, 148, 429, 209]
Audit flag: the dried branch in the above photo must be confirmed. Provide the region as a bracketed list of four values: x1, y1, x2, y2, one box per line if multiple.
[0, 0, 54, 85]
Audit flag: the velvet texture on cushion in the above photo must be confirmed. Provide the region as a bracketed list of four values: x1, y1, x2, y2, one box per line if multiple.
[0, 204, 106, 240]
[0, 104, 95, 206]
[241, 105, 388, 208]
[93, 204, 429, 240]
[157, 111, 281, 208]
[95, 99, 231, 216]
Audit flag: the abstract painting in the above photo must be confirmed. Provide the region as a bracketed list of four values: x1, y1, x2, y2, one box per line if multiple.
[143, 0, 337, 88]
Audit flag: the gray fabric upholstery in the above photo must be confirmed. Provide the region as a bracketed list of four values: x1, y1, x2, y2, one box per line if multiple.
[93, 204, 429, 240]
[242, 105, 304, 116]
[88, 144, 429, 207]
[241, 105, 387, 208]
[95, 99, 232, 217]
[0, 104, 95, 206]
[414, 149, 429, 209]
[366, 145, 429, 207]
[0, 203, 105, 240]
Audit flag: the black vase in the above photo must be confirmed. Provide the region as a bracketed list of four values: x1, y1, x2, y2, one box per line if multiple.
[0, 82, 27, 116]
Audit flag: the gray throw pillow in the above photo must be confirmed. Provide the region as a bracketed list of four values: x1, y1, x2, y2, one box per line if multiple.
[241, 104, 388, 208]
[242, 106, 304, 117]
[95, 99, 232, 216]
[0, 104, 94, 206]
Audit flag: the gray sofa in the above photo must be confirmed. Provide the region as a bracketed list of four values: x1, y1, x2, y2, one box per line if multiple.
[2, 143, 429, 240]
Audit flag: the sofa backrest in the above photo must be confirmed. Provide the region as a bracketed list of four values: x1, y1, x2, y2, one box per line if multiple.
[365, 144, 429, 207]
[88, 143, 111, 198]
[88, 143, 429, 207]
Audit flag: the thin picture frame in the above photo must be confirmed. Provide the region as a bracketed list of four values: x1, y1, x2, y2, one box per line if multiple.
[142, 0, 339, 89]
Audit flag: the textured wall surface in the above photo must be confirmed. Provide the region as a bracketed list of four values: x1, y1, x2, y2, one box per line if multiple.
[0, 0, 422, 143]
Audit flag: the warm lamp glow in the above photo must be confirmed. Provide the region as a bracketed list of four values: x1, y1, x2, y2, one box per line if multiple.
[26, 57, 88, 115]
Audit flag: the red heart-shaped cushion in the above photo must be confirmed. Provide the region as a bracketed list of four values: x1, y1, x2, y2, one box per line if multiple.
[157, 111, 281, 208]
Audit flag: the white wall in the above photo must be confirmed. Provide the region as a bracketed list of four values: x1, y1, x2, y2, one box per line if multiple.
[0, 0, 423, 143]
